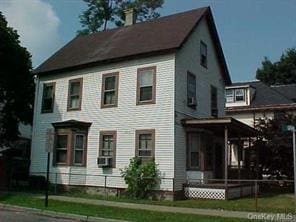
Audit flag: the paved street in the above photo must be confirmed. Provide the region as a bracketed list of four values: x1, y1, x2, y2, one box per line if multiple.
[0, 209, 78, 222]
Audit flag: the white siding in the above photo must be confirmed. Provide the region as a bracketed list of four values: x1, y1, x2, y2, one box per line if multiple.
[174, 17, 226, 190]
[30, 54, 175, 191]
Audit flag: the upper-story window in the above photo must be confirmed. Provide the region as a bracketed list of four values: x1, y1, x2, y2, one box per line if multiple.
[226, 89, 234, 103]
[137, 66, 156, 105]
[68, 78, 83, 111]
[101, 72, 119, 108]
[235, 88, 245, 102]
[41, 82, 55, 113]
[226, 88, 246, 103]
[211, 85, 218, 117]
[187, 72, 197, 108]
[200, 41, 207, 68]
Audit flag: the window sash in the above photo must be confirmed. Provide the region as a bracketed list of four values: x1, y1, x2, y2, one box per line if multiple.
[102, 73, 118, 107]
[187, 133, 200, 169]
[235, 89, 245, 101]
[137, 67, 156, 104]
[136, 130, 155, 158]
[99, 131, 116, 167]
[55, 134, 68, 164]
[226, 89, 234, 103]
[200, 41, 207, 67]
[68, 78, 82, 110]
[187, 72, 196, 107]
[73, 134, 85, 164]
[42, 83, 55, 113]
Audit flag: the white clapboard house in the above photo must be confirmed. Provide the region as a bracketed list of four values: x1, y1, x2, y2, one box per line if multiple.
[31, 7, 256, 200]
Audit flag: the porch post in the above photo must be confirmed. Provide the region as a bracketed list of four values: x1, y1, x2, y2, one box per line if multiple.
[238, 136, 241, 181]
[224, 126, 228, 188]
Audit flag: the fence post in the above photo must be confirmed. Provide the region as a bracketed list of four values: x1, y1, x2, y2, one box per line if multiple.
[104, 175, 107, 198]
[254, 180, 258, 212]
[54, 173, 57, 194]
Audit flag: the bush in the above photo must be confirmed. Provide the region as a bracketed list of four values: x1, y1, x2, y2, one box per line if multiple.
[121, 157, 159, 199]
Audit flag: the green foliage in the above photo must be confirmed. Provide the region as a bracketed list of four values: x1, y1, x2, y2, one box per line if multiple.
[256, 48, 296, 85]
[121, 157, 159, 199]
[0, 12, 34, 146]
[77, 0, 164, 35]
[254, 114, 296, 179]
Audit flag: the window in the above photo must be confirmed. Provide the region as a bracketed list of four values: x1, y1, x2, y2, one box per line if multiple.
[68, 78, 83, 111]
[187, 133, 200, 169]
[55, 134, 68, 164]
[101, 73, 119, 108]
[73, 134, 85, 165]
[137, 67, 156, 105]
[136, 130, 155, 159]
[226, 88, 246, 103]
[52, 120, 90, 166]
[41, 83, 55, 113]
[211, 86, 218, 117]
[235, 88, 245, 102]
[225, 89, 234, 103]
[200, 41, 207, 68]
[187, 72, 197, 108]
[99, 131, 116, 167]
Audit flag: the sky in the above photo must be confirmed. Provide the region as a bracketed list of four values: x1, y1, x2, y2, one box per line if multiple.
[0, 0, 295, 82]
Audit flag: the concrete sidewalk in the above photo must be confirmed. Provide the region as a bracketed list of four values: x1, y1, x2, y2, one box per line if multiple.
[48, 195, 292, 221]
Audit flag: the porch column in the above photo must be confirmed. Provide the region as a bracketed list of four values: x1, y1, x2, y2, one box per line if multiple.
[238, 136, 241, 182]
[224, 126, 228, 187]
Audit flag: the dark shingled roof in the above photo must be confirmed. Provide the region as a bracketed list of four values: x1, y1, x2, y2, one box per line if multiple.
[34, 7, 231, 84]
[271, 84, 296, 103]
[226, 81, 296, 112]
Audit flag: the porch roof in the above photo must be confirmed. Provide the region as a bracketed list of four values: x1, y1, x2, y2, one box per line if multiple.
[181, 117, 257, 138]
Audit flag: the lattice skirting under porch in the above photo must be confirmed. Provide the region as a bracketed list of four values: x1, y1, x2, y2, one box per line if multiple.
[184, 187, 225, 200]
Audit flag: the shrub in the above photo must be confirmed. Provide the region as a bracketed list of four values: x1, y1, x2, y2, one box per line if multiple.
[121, 157, 159, 199]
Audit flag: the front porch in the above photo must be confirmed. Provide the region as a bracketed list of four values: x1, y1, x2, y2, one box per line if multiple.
[182, 117, 258, 200]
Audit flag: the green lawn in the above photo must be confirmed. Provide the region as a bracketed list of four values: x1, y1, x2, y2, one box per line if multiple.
[0, 193, 252, 222]
[62, 189, 295, 213]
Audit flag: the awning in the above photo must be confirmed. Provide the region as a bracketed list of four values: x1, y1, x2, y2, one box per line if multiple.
[181, 117, 257, 138]
[52, 119, 92, 129]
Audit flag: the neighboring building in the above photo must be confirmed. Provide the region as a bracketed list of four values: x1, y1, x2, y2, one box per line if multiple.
[31, 7, 255, 200]
[225, 81, 296, 168]
[225, 81, 296, 127]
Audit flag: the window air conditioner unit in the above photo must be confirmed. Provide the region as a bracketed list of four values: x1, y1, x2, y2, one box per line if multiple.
[188, 97, 197, 106]
[97, 157, 112, 167]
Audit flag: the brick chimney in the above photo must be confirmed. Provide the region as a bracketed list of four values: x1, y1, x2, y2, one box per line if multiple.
[124, 8, 136, 26]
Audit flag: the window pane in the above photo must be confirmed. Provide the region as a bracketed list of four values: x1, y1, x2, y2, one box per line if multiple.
[103, 135, 113, 150]
[44, 86, 53, 98]
[70, 82, 80, 95]
[105, 76, 116, 90]
[191, 152, 199, 167]
[139, 134, 152, 150]
[104, 91, 115, 105]
[139, 70, 153, 86]
[140, 86, 152, 101]
[235, 89, 245, 101]
[139, 150, 152, 157]
[56, 135, 68, 148]
[75, 135, 84, 149]
[43, 98, 53, 111]
[70, 95, 80, 108]
[56, 150, 67, 163]
[74, 151, 83, 164]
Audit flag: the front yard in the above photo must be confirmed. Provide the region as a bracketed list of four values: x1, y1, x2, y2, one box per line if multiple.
[0, 193, 254, 222]
[62, 188, 294, 213]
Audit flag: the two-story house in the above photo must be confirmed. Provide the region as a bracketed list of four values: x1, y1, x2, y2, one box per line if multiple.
[225, 81, 296, 168]
[31, 7, 256, 200]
